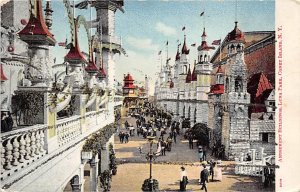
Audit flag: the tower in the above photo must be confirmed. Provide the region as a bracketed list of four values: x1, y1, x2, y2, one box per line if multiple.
[221, 21, 250, 159]
[91, 0, 124, 90]
[195, 28, 213, 101]
[145, 75, 149, 97]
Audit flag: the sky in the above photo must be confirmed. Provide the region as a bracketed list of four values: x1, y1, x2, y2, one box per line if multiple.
[50, 0, 275, 95]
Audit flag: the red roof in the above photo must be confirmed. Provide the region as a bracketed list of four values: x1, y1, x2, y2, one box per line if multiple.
[226, 21, 245, 42]
[216, 65, 224, 74]
[210, 84, 224, 94]
[124, 73, 134, 81]
[18, 0, 55, 45]
[85, 57, 98, 73]
[181, 35, 190, 55]
[247, 72, 273, 114]
[65, 25, 86, 62]
[0, 64, 8, 81]
[185, 66, 192, 83]
[191, 65, 197, 81]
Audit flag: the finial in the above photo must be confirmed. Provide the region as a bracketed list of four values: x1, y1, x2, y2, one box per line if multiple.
[44, 0, 53, 30]
[235, 21, 238, 28]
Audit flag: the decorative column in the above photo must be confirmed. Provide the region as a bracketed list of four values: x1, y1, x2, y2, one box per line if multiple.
[100, 144, 109, 172]
[90, 155, 99, 192]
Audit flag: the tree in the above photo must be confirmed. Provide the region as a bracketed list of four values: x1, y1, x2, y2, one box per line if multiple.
[190, 123, 209, 146]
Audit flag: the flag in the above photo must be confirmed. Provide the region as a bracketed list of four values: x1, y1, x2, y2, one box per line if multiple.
[75, 1, 89, 9]
[191, 43, 196, 47]
[212, 39, 221, 45]
[200, 11, 205, 16]
[158, 50, 162, 55]
[182, 26, 185, 31]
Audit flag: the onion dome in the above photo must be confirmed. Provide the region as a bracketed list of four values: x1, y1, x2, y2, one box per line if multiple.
[0, 64, 8, 81]
[18, 0, 56, 46]
[226, 21, 245, 43]
[181, 35, 190, 55]
[185, 65, 192, 83]
[191, 64, 197, 81]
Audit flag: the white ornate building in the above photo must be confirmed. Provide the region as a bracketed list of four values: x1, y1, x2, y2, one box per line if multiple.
[1, 0, 124, 191]
[155, 22, 275, 160]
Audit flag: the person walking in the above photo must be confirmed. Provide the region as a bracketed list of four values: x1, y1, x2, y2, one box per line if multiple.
[198, 146, 204, 162]
[203, 146, 207, 162]
[173, 131, 177, 144]
[200, 164, 209, 192]
[179, 167, 188, 191]
[124, 132, 129, 143]
[209, 161, 216, 182]
[188, 135, 193, 149]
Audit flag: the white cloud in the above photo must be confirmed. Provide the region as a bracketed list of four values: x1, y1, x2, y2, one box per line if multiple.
[155, 22, 177, 37]
[126, 37, 159, 51]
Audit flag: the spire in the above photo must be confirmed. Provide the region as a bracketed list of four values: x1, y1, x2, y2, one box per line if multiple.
[18, 0, 56, 45]
[65, 21, 86, 63]
[44, 0, 53, 30]
[175, 45, 180, 61]
[181, 35, 190, 55]
[198, 27, 214, 52]
[201, 27, 207, 41]
[0, 64, 8, 81]
[191, 61, 197, 81]
[186, 64, 192, 83]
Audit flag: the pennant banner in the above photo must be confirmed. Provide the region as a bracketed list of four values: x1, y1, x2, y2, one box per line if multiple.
[212, 39, 221, 45]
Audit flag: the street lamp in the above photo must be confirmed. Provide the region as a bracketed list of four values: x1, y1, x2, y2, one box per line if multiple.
[139, 136, 159, 192]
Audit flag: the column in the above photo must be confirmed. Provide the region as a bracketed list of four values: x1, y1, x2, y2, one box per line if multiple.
[100, 144, 109, 172]
[90, 157, 99, 192]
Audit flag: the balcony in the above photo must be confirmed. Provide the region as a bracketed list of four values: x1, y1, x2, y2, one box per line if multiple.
[1, 109, 113, 187]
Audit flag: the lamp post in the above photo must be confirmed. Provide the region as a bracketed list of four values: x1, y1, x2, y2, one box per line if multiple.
[139, 136, 159, 192]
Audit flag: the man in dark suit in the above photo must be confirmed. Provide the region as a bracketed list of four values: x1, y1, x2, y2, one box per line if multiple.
[200, 164, 209, 192]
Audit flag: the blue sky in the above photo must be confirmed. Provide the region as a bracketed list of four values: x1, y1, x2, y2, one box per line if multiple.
[50, 0, 275, 93]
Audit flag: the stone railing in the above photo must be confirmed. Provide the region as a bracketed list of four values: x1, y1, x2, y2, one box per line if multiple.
[235, 163, 265, 176]
[1, 124, 47, 181]
[85, 111, 98, 129]
[56, 115, 81, 147]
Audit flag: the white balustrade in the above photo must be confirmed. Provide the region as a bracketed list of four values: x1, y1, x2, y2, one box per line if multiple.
[56, 115, 81, 147]
[1, 125, 47, 181]
[85, 111, 98, 129]
[235, 163, 265, 176]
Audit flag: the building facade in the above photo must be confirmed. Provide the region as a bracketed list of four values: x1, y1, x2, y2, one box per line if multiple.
[155, 21, 275, 160]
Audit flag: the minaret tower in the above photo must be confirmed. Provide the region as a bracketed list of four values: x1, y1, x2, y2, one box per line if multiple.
[91, 0, 125, 91]
[221, 21, 251, 159]
[195, 28, 213, 101]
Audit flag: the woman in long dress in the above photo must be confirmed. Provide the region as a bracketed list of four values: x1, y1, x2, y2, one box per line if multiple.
[180, 167, 188, 191]
[213, 163, 223, 181]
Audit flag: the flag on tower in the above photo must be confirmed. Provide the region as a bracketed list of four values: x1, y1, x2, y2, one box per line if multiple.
[212, 39, 221, 45]
[58, 38, 67, 47]
[191, 43, 196, 47]
[200, 11, 205, 16]
[182, 26, 186, 31]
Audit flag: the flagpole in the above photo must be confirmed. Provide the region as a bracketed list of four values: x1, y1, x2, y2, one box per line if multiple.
[219, 38, 222, 63]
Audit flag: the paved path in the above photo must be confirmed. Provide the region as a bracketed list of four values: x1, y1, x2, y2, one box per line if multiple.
[110, 115, 275, 192]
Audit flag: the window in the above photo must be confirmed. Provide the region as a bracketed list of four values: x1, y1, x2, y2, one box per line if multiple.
[262, 133, 269, 143]
[269, 101, 275, 111]
[234, 76, 243, 92]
